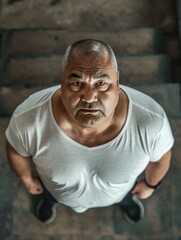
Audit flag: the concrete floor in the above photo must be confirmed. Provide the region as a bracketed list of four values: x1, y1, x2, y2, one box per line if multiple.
[0, 118, 181, 240]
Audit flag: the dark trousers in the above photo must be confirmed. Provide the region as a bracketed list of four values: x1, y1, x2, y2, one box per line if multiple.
[42, 186, 133, 207]
[118, 192, 133, 206]
[42, 187, 57, 206]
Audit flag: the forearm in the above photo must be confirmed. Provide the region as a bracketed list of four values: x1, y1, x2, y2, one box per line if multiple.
[132, 149, 172, 199]
[6, 140, 33, 184]
[6, 140, 44, 195]
[145, 149, 172, 185]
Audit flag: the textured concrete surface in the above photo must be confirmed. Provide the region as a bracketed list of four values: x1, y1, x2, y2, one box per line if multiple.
[0, 0, 151, 30]
[0, 0, 154, 29]
[3, 29, 163, 57]
[176, 0, 181, 43]
[0, 87, 42, 116]
[2, 55, 171, 87]
[118, 55, 171, 84]
[113, 175, 173, 238]
[133, 83, 181, 119]
[0, 119, 13, 239]
[170, 120, 181, 236]
[0, 0, 176, 32]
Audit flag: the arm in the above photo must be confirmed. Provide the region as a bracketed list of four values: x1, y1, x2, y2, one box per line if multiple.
[132, 149, 172, 199]
[6, 140, 44, 195]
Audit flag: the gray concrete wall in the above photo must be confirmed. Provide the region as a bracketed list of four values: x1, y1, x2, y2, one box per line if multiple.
[176, 0, 181, 44]
[0, 0, 177, 31]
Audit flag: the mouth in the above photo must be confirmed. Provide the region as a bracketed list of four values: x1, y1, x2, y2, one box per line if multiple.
[78, 109, 100, 114]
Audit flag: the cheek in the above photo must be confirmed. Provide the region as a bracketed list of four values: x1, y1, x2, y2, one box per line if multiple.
[104, 96, 117, 109]
[98, 94, 116, 114]
[62, 91, 80, 110]
[99, 88, 119, 105]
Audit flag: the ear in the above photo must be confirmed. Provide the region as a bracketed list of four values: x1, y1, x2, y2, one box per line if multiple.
[61, 71, 66, 85]
[60, 75, 62, 84]
[117, 71, 120, 86]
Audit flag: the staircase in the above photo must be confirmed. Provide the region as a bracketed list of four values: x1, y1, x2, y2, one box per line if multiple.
[0, 0, 181, 239]
[0, 29, 181, 118]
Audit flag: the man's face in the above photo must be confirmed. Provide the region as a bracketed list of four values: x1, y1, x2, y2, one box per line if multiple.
[61, 51, 120, 128]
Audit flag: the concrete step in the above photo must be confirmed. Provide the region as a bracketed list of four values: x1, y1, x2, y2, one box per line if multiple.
[2, 55, 171, 87]
[176, 0, 181, 40]
[0, 87, 42, 117]
[118, 55, 171, 85]
[0, 118, 11, 173]
[170, 118, 181, 169]
[130, 83, 181, 119]
[2, 29, 163, 57]
[0, 0, 176, 32]
[0, 84, 180, 118]
[0, 58, 3, 74]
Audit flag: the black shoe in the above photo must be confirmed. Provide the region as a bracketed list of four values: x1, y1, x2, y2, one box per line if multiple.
[36, 199, 57, 224]
[119, 196, 144, 224]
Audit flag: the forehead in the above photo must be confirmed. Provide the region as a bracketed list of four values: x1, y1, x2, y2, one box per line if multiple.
[64, 50, 115, 73]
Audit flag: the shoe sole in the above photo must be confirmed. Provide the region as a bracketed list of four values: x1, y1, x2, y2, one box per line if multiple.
[36, 199, 58, 224]
[122, 196, 144, 224]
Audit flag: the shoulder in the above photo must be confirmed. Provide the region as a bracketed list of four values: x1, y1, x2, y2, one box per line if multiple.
[121, 85, 165, 118]
[13, 86, 60, 117]
[121, 85, 168, 133]
[10, 85, 60, 133]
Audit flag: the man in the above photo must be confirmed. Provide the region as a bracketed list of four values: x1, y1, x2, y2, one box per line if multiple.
[6, 39, 174, 225]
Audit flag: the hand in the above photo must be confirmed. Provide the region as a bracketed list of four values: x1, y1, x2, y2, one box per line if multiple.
[131, 179, 155, 199]
[23, 176, 44, 195]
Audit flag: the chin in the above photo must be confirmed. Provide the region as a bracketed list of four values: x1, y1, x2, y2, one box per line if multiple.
[75, 112, 104, 128]
[81, 122, 100, 128]
[76, 117, 103, 128]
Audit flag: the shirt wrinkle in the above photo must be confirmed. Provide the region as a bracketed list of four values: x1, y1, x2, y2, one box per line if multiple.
[5, 85, 174, 213]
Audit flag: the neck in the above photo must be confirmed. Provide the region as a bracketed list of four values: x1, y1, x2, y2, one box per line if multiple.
[68, 111, 116, 137]
[52, 89, 128, 147]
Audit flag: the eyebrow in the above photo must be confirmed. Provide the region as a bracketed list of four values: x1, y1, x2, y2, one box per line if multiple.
[94, 73, 110, 79]
[68, 73, 83, 79]
[67, 73, 111, 80]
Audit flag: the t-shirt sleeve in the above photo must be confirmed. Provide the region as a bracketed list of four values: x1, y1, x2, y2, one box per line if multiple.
[149, 114, 174, 162]
[5, 116, 30, 157]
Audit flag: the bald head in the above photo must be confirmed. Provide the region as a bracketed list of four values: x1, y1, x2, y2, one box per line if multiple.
[61, 39, 118, 72]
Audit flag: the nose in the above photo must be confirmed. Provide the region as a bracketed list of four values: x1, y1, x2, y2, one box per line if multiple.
[81, 85, 98, 103]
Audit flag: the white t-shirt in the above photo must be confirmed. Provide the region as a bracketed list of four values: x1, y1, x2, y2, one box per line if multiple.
[6, 85, 174, 213]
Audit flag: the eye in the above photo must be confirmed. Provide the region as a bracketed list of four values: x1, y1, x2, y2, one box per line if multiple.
[97, 81, 105, 86]
[96, 81, 109, 91]
[70, 82, 84, 91]
[72, 82, 83, 86]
